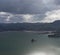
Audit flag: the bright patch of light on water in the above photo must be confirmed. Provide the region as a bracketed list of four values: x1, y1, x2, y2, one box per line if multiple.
[27, 51, 46, 55]
[26, 51, 56, 55]
[25, 45, 60, 55]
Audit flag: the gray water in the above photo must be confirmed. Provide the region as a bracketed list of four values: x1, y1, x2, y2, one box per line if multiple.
[0, 31, 60, 55]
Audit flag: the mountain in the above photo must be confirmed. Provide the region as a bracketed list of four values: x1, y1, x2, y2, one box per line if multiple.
[0, 20, 60, 31]
[51, 20, 60, 30]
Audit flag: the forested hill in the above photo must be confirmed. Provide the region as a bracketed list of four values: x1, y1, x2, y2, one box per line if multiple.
[0, 20, 60, 31]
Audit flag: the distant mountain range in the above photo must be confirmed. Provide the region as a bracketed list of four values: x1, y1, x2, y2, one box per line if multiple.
[0, 20, 60, 31]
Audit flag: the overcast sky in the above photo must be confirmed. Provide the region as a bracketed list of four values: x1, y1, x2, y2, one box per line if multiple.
[0, 0, 60, 23]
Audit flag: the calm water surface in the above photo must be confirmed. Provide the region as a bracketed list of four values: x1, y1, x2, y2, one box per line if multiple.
[0, 31, 60, 55]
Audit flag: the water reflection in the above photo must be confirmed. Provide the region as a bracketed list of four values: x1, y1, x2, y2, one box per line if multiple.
[25, 46, 60, 55]
[18, 33, 60, 55]
[0, 32, 60, 55]
[27, 51, 47, 55]
[26, 51, 55, 55]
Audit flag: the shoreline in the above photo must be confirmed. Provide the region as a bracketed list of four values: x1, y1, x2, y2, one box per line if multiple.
[0, 30, 54, 34]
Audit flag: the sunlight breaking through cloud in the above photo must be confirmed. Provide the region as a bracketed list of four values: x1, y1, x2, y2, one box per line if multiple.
[40, 9, 60, 23]
[0, 10, 60, 23]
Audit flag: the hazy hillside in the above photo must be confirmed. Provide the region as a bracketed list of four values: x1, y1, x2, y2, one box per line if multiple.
[0, 20, 60, 31]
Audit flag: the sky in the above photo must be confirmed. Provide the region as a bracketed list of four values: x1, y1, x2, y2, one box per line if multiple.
[0, 0, 60, 23]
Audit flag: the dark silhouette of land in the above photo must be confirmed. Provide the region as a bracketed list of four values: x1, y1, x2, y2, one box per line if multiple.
[0, 20, 60, 32]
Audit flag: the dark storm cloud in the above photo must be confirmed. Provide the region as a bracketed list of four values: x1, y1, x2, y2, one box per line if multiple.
[0, 0, 20, 13]
[0, 0, 60, 14]
[0, 0, 49, 14]
[0, 0, 60, 23]
[55, 0, 60, 5]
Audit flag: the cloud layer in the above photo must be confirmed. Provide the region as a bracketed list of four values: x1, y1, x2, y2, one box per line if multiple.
[0, 9, 60, 23]
[0, 0, 60, 23]
[0, 12, 43, 23]
[0, 0, 60, 14]
[40, 9, 60, 23]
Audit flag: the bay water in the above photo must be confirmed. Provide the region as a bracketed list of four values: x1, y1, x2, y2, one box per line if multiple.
[0, 31, 60, 55]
